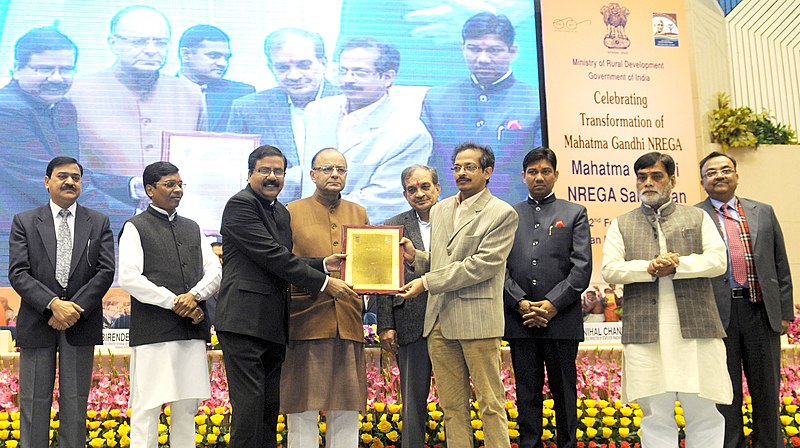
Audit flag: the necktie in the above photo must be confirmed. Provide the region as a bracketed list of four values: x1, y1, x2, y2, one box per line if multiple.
[56, 208, 72, 289]
[721, 205, 747, 285]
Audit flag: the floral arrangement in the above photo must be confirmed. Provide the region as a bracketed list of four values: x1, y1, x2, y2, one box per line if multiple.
[1, 339, 800, 446]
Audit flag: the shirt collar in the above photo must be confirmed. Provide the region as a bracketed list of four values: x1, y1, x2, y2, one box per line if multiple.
[527, 192, 555, 204]
[150, 204, 177, 221]
[470, 70, 513, 90]
[49, 200, 77, 218]
[342, 93, 388, 118]
[456, 187, 488, 208]
[288, 82, 325, 108]
[709, 196, 737, 212]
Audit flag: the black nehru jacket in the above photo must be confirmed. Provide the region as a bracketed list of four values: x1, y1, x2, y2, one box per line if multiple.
[124, 206, 209, 346]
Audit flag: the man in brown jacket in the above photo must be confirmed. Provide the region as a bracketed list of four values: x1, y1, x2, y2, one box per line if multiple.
[281, 148, 369, 447]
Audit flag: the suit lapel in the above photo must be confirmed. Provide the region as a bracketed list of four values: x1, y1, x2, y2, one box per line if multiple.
[450, 190, 491, 244]
[35, 206, 58, 270]
[71, 205, 91, 276]
[403, 211, 424, 250]
[340, 96, 393, 153]
[740, 198, 760, 248]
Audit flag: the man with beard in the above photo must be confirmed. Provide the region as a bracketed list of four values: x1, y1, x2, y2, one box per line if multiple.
[0, 27, 132, 280]
[377, 164, 440, 447]
[280, 148, 369, 447]
[227, 28, 339, 202]
[302, 37, 432, 223]
[70, 5, 205, 232]
[118, 161, 219, 447]
[178, 25, 254, 132]
[696, 152, 793, 448]
[215, 145, 357, 448]
[601, 152, 731, 446]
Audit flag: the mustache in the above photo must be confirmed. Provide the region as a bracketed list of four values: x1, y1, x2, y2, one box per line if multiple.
[341, 83, 363, 91]
[262, 180, 280, 188]
[40, 82, 70, 92]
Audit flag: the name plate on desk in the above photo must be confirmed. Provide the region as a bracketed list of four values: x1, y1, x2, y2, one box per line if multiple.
[103, 329, 130, 349]
[582, 322, 622, 344]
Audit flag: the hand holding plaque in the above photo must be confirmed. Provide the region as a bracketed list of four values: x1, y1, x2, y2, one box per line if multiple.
[341, 225, 404, 294]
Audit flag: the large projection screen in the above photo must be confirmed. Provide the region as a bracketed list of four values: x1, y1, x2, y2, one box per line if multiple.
[0, 1, 543, 286]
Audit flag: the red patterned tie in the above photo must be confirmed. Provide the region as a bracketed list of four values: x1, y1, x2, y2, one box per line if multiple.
[721, 205, 748, 285]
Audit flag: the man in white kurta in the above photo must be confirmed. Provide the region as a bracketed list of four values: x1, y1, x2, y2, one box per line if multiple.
[119, 162, 221, 448]
[602, 152, 731, 447]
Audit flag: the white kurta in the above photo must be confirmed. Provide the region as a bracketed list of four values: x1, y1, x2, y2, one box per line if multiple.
[602, 206, 732, 404]
[119, 210, 221, 410]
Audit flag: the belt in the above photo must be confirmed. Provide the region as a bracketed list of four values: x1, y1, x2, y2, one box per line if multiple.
[731, 287, 750, 299]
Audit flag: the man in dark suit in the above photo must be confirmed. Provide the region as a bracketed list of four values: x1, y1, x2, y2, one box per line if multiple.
[504, 148, 592, 448]
[8, 156, 115, 448]
[378, 164, 440, 447]
[226, 28, 339, 202]
[696, 151, 793, 448]
[178, 24, 255, 132]
[214, 145, 358, 448]
[0, 27, 133, 285]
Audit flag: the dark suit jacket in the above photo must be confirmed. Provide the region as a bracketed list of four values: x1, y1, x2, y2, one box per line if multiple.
[203, 79, 255, 132]
[503, 196, 592, 340]
[696, 197, 793, 332]
[8, 204, 115, 347]
[377, 210, 429, 346]
[215, 185, 328, 345]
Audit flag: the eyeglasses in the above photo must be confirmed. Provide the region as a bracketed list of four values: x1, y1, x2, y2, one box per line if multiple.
[464, 44, 509, 56]
[451, 164, 481, 173]
[254, 167, 285, 177]
[155, 181, 185, 189]
[113, 34, 170, 49]
[703, 168, 736, 179]
[337, 67, 379, 81]
[25, 65, 76, 77]
[313, 166, 348, 175]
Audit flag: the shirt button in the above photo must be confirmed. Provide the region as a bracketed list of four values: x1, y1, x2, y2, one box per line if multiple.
[534, 223, 540, 229]
[142, 118, 151, 125]
[479, 94, 488, 102]
[531, 279, 538, 286]
[331, 224, 337, 229]
[333, 241, 339, 246]
[535, 206, 541, 211]
[532, 241, 539, 246]
[476, 120, 485, 127]
[532, 260, 538, 266]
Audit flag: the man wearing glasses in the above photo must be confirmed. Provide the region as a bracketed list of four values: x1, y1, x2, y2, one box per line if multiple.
[303, 37, 432, 223]
[0, 27, 132, 285]
[281, 148, 369, 447]
[696, 152, 793, 448]
[70, 5, 206, 233]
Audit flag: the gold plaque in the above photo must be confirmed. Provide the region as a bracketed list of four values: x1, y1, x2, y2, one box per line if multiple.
[342, 225, 404, 293]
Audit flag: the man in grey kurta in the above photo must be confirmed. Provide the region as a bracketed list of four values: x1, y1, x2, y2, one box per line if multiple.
[602, 152, 731, 447]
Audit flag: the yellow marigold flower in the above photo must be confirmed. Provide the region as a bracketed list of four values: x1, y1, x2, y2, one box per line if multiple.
[276, 422, 285, 432]
[103, 420, 118, 429]
[158, 423, 168, 434]
[361, 433, 373, 444]
[5, 441, 18, 448]
[743, 426, 753, 436]
[0, 430, 9, 441]
[576, 428, 584, 438]
[50, 429, 54, 440]
[585, 408, 599, 417]
[788, 405, 800, 414]
[602, 416, 617, 427]
[100, 410, 109, 419]
[787, 426, 799, 437]
[198, 424, 207, 435]
[0, 412, 8, 421]
[614, 400, 623, 409]
[619, 427, 630, 438]
[118, 423, 130, 437]
[509, 429, 520, 439]
[225, 433, 231, 443]
[597, 400, 610, 409]
[371, 438, 385, 448]
[126, 409, 131, 418]
[506, 400, 515, 410]
[50, 420, 60, 429]
[586, 427, 598, 438]
[388, 404, 402, 414]
[10, 412, 19, 422]
[214, 406, 226, 415]
[163, 406, 171, 417]
[0, 422, 8, 430]
[620, 417, 632, 427]
[379, 413, 388, 422]
[211, 333, 219, 346]
[195, 415, 208, 426]
[213, 426, 220, 435]
[210, 414, 225, 426]
[429, 410, 443, 421]
[619, 407, 633, 417]
[89, 421, 102, 430]
[367, 414, 374, 422]
[120, 435, 131, 447]
[542, 418, 549, 428]
[542, 408, 553, 418]
[795, 414, 800, 425]
[108, 439, 118, 447]
[195, 434, 203, 444]
[103, 429, 117, 441]
[633, 416, 642, 427]
[11, 420, 19, 430]
[508, 421, 517, 430]
[584, 399, 597, 408]
[542, 429, 553, 440]
[474, 430, 484, 441]
[110, 409, 121, 418]
[429, 420, 439, 430]
[581, 417, 596, 427]
[428, 402, 438, 412]
[203, 406, 212, 415]
[87, 410, 98, 420]
[166, 416, 171, 426]
[158, 434, 168, 444]
[508, 408, 519, 419]
[743, 415, 750, 425]
[207, 434, 218, 444]
[602, 427, 613, 438]
[319, 423, 327, 434]
[675, 415, 685, 427]
[374, 402, 386, 413]
[471, 419, 483, 429]
[634, 409, 644, 418]
[602, 407, 616, 416]
[470, 410, 477, 419]
[88, 438, 105, 448]
[781, 415, 794, 426]
[377, 420, 393, 433]
[783, 397, 793, 406]
[674, 406, 683, 415]
[363, 422, 374, 432]
[544, 399, 555, 409]
[387, 430, 400, 442]
[576, 399, 582, 407]
[577, 408, 583, 418]
[391, 414, 400, 423]
[473, 401, 480, 410]
[437, 430, 446, 441]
